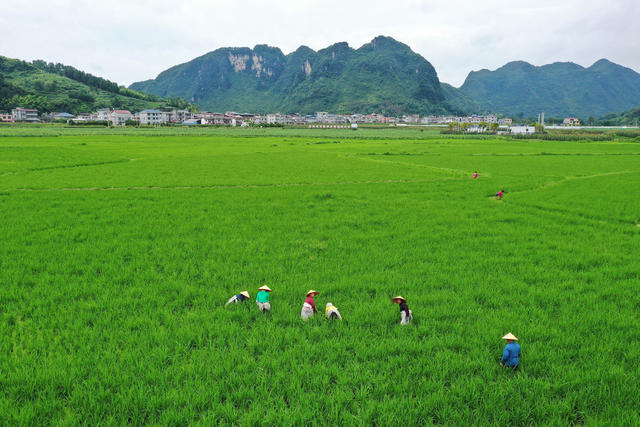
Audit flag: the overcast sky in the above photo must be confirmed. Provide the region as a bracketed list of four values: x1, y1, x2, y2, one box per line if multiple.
[1, 0, 639, 87]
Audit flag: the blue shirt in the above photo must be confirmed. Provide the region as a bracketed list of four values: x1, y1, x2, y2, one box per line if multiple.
[236, 294, 247, 302]
[501, 342, 520, 366]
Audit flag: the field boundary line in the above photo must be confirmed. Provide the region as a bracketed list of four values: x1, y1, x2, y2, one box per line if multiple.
[0, 159, 133, 177]
[510, 170, 635, 195]
[3, 177, 464, 192]
[343, 153, 471, 176]
[516, 201, 636, 227]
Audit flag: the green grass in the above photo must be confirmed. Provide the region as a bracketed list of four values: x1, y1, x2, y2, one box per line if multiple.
[1, 127, 639, 424]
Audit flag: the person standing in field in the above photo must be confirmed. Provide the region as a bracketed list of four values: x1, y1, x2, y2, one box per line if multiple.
[473, 171, 479, 179]
[256, 285, 272, 313]
[392, 296, 412, 324]
[325, 302, 342, 320]
[225, 291, 250, 309]
[301, 290, 319, 320]
[495, 189, 504, 199]
[500, 332, 520, 369]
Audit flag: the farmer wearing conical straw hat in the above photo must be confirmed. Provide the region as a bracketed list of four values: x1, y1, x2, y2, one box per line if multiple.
[301, 290, 319, 320]
[225, 291, 251, 310]
[256, 285, 272, 313]
[500, 332, 520, 369]
[392, 296, 412, 324]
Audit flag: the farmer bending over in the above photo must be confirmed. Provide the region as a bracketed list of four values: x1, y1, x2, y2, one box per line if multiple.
[500, 332, 520, 369]
[325, 302, 342, 320]
[495, 189, 504, 199]
[301, 290, 319, 320]
[225, 291, 250, 310]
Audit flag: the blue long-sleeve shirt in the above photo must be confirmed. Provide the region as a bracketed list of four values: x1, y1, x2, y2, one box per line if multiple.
[501, 342, 520, 366]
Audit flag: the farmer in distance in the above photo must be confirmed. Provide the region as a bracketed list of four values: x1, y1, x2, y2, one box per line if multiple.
[500, 332, 520, 369]
[392, 296, 412, 324]
[256, 285, 272, 313]
[225, 291, 250, 309]
[495, 189, 504, 199]
[301, 290, 319, 320]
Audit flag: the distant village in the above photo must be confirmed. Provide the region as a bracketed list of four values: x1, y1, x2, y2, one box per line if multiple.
[1, 107, 583, 133]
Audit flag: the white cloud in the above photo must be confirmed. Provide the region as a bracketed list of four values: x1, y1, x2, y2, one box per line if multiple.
[0, 0, 638, 87]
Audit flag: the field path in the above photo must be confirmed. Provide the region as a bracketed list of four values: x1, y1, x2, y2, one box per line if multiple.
[510, 170, 635, 195]
[0, 159, 134, 177]
[344, 153, 472, 175]
[3, 177, 464, 192]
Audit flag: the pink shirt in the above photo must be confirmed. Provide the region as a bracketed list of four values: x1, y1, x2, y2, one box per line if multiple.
[473, 173, 478, 179]
[305, 296, 316, 310]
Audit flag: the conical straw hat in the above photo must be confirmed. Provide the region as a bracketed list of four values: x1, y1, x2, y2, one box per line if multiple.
[240, 291, 250, 299]
[502, 332, 518, 341]
[258, 286, 272, 292]
[306, 289, 319, 297]
[392, 296, 406, 303]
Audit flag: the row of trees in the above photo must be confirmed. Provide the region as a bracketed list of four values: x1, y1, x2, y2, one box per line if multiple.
[31, 60, 120, 94]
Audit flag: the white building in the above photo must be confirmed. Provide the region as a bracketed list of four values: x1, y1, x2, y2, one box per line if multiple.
[139, 109, 164, 125]
[174, 109, 193, 123]
[96, 108, 111, 121]
[266, 113, 286, 124]
[510, 125, 536, 135]
[12, 108, 39, 122]
[316, 112, 329, 123]
[563, 117, 581, 126]
[109, 110, 132, 126]
[0, 113, 13, 122]
[420, 115, 438, 124]
[498, 118, 513, 126]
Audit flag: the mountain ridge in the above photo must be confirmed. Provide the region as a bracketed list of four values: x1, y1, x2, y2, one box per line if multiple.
[130, 36, 468, 115]
[0, 56, 196, 114]
[459, 59, 640, 118]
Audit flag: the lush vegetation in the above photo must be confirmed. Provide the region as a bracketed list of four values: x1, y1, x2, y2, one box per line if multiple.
[597, 106, 640, 126]
[1, 127, 639, 424]
[130, 36, 468, 115]
[459, 59, 640, 119]
[0, 56, 198, 114]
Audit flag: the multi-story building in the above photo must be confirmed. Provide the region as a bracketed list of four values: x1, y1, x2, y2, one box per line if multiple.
[110, 110, 132, 126]
[402, 114, 419, 123]
[96, 108, 111, 121]
[139, 109, 164, 125]
[485, 114, 498, 124]
[498, 118, 513, 126]
[315, 112, 329, 123]
[11, 108, 39, 122]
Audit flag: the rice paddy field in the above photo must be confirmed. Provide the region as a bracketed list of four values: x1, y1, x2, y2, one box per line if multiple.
[1, 126, 639, 425]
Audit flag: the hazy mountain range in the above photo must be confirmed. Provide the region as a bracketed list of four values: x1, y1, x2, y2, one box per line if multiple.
[130, 36, 470, 116]
[459, 59, 640, 118]
[129, 36, 640, 118]
[2, 35, 640, 118]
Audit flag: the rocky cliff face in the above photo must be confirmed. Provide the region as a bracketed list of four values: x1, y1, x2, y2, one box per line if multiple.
[130, 36, 460, 114]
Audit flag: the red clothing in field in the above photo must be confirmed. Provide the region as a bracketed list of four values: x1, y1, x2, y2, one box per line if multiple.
[497, 191, 503, 197]
[305, 296, 316, 310]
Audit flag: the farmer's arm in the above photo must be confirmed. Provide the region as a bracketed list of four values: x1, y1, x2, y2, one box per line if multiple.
[500, 347, 510, 364]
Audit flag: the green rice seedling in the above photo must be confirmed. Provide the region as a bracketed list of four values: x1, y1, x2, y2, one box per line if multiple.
[0, 127, 639, 424]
